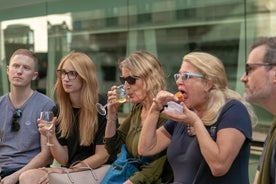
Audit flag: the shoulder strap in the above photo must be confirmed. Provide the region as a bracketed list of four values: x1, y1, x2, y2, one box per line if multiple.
[192, 123, 218, 184]
[192, 101, 236, 183]
[119, 144, 129, 159]
[210, 122, 218, 140]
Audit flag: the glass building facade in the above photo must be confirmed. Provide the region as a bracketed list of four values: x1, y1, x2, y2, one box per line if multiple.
[0, 0, 275, 182]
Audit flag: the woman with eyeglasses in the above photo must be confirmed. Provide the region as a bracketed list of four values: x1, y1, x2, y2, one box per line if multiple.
[103, 50, 172, 184]
[20, 51, 113, 183]
[138, 52, 257, 184]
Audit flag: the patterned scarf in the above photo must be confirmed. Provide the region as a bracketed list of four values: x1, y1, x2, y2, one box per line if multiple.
[258, 118, 276, 184]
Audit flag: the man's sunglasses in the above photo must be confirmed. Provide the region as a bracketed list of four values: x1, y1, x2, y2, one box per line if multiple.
[11, 109, 22, 132]
[245, 63, 276, 76]
[119, 75, 140, 85]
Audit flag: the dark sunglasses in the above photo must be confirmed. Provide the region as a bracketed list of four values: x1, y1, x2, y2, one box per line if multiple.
[245, 63, 276, 76]
[11, 109, 22, 132]
[119, 75, 140, 85]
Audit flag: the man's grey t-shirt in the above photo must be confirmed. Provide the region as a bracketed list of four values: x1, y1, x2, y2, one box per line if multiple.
[0, 91, 54, 170]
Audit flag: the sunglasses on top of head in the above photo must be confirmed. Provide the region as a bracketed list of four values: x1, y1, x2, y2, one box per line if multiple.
[119, 75, 140, 85]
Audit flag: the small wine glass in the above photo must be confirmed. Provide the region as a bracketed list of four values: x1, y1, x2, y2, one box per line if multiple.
[40, 111, 54, 146]
[96, 85, 128, 116]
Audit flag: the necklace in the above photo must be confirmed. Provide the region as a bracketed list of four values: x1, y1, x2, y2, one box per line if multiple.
[187, 124, 195, 136]
[9, 90, 34, 108]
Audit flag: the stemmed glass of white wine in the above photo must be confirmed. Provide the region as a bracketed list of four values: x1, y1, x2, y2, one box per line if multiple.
[96, 85, 128, 116]
[40, 111, 54, 146]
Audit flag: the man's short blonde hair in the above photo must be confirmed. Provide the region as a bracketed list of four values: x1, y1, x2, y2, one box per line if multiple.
[10, 49, 38, 71]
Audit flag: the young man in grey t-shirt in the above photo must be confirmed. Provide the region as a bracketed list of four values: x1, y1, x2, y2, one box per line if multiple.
[0, 49, 55, 184]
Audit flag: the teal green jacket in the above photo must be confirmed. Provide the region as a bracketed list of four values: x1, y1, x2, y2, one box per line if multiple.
[104, 103, 168, 184]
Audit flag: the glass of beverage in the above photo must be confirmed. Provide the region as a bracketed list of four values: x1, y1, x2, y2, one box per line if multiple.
[115, 85, 128, 103]
[40, 111, 54, 146]
[96, 85, 128, 116]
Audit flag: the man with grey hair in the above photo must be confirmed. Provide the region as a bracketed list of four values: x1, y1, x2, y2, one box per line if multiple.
[240, 37, 276, 184]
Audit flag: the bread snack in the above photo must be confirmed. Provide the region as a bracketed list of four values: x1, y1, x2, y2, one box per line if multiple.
[175, 91, 184, 102]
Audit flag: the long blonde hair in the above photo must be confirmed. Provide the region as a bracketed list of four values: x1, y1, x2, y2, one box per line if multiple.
[119, 50, 167, 99]
[53, 51, 99, 145]
[184, 52, 257, 126]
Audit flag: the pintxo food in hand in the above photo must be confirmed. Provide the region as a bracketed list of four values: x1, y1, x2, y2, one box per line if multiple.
[175, 91, 184, 102]
[163, 92, 184, 114]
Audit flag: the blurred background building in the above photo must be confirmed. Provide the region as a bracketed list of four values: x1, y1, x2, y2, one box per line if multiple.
[0, 1, 275, 182]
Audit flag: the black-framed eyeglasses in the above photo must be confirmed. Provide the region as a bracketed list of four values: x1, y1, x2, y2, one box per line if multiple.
[174, 72, 204, 82]
[57, 69, 78, 80]
[11, 109, 22, 132]
[245, 63, 276, 76]
[119, 75, 140, 85]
